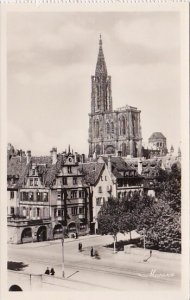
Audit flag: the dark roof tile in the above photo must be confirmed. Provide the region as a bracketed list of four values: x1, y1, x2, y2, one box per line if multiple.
[79, 163, 104, 185]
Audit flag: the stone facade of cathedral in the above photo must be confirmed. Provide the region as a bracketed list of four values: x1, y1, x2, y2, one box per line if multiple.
[88, 36, 142, 158]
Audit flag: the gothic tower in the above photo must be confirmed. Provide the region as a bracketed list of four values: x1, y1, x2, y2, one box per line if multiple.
[91, 35, 112, 114]
[88, 36, 142, 158]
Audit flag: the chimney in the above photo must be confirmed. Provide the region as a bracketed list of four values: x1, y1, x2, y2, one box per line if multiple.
[52, 147, 57, 164]
[138, 158, 142, 175]
[108, 155, 112, 173]
[26, 150, 31, 164]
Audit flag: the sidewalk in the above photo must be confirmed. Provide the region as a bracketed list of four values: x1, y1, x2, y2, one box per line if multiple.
[10, 231, 140, 249]
[9, 234, 102, 249]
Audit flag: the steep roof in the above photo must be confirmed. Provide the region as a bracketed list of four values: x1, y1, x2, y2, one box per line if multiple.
[102, 156, 135, 171]
[101, 156, 138, 179]
[7, 154, 66, 188]
[7, 156, 27, 177]
[79, 163, 104, 185]
[126, 158, 162, 178]
[149, 132, 166, 140]
[43, 154, 64, 187]
[101, 156, 162, 179]
[7, 156, 29, 188]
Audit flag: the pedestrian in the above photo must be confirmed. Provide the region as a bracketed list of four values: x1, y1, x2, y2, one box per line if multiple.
[80, 243, 83, 252]
[91, 247, 94, 257]
[150, 250, 152, 257]
[76, 232, 78, 239]
[78, 242, 81, 251]
[50, 268, 55, 276]
[45, 267, 50, 275]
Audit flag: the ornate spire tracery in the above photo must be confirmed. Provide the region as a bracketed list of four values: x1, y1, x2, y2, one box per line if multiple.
[95, 34, 107, 77]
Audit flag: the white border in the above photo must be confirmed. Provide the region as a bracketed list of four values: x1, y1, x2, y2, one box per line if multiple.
[0, 2, 189, 300]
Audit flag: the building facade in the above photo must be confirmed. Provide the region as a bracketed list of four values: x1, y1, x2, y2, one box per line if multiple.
[88, 36, 142, 158]
[7, 147, 91, 244]
[79, 162, 114, 233]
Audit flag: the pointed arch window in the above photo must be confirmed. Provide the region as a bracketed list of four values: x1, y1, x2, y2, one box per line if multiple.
[111, 122, 114, 134]
[119, 116, 126, 135]
[95, 120, 99, 138]
[106, 122, 110, 134]
[96, 86, 101, 110]
[122, 116, 126, 135]
[119, 118, 122, 135]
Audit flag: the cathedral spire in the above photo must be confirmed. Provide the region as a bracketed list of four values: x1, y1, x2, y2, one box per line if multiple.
[95, 34, 107, 76]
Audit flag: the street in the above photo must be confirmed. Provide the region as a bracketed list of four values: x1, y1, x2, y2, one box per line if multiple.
[8, 234, 181, 291]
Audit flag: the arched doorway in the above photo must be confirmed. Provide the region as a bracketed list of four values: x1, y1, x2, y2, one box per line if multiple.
[68, 222, 76, 232]
[53, 224, 63, 239]
[21, 227, 32, 243]
[9, 285, 22, 291]
[67, 222, 77, 238]
[37, 226, 47, 242]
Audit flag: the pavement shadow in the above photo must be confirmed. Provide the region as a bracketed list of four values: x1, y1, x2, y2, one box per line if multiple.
[7, 261, 28, 271]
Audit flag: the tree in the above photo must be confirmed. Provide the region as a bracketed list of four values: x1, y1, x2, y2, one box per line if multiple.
[98, 198, 127, 253]
[132, 163, 181, 252]
[98, 163, 181, 253]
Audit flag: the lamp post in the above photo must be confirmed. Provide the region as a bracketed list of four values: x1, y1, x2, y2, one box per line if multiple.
[143, 227, 146, 251]
[61, 230, 65, 278]
[60, 188, 67, 278]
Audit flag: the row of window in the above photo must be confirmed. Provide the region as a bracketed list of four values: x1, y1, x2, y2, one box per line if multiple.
[21, 192, 48, 202]
[94, 117, 131, 138]
[9, 205, 85, 218]
[29, 176, 78, 187]
[16, 206, 49, 218]
[117, 178, 141, 187]
[117, 190, 142, 199]
[57, 177, 78, 186]
[54, 206, 84, 217]
[57, 190, 86, 200]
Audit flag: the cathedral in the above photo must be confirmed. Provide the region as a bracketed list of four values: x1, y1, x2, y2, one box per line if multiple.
[88, 36, 142, 158]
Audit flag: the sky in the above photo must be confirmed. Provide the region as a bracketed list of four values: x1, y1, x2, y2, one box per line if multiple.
[7, 11, 181, 156]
